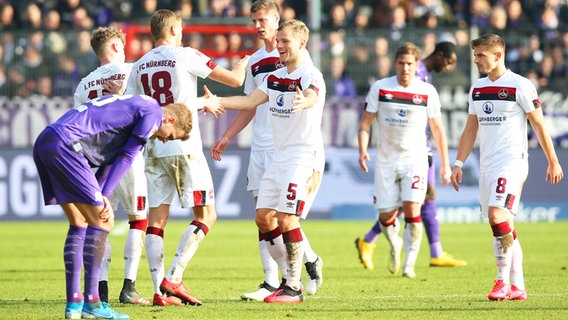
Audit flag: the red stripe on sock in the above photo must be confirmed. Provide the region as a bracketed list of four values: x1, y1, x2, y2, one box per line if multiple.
[129, 218, 148, 231]
[265, 227, 282, 241]
[491, 221, 512, 237]
[146, 227, 164, 238]
[405, 216, 422, 223]
[191, 220, 209, 235]
[283, 228, 303, 243]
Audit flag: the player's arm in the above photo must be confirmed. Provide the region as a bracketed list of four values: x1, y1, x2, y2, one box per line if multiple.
[527, 108, 564, 184]
[358, 111, 375, 173]
[219, 88, 268, 111]
[428, 116, 451, 185]
[450, 114, 478, 191]
[208, 55, 251, 87]
[211, 108, 256, 161]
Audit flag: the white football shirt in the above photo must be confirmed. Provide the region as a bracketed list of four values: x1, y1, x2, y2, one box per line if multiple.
[468, 69, 539, 173]
[365, 76, 442, 166]
[126, 46, 215, 157]
[74, 62, 133, 106]
[258, 59, 326, 168]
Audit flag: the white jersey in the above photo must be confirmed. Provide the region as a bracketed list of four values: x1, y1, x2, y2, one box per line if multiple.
[126, 46, 215, 157]
[74, 62, 133, 106]
[365, 76, 442, 166]
[258, 59, 326, 169]
[245, 46, 284, 151]
[468, 70, 539, 173]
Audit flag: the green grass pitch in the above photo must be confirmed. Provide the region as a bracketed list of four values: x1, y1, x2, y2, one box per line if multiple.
[0, 220, 567, 319]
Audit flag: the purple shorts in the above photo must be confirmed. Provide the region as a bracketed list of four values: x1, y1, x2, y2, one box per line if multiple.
[33, 128, 104, 206]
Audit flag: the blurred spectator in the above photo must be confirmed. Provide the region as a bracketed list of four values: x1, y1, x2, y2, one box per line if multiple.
[44, 10, 62, 31]
[56, 0, 82, 28]
[389, 6, 407, 42]
[71, 6, 95, 30]
[176, 0, 194, 20]
[416, 11, 439, 29]
[408, 0, 453, 26]
[370, 54, 393, 85]
[327, 30, 346, 58]
[281, 4, 296, 20]
[329, 56, 357, 98]
[0, 2, 16, 30]
[351, 5, 372, 40]
[72, 30, 99, 78]
[211, 34, 230, 68]
[505, 0, 530, 29]
[487, 6, 507, 30]
[35, 75, 54, 97]
[538, 6, 560, 41]
[372, 0, 401, 28]
[52, 53, 80, 96]
[325, 3, 348, 31]
[206, 0, 238, 17]
[346, 40, 373, 95]
[227, 32, 242, 53]
[21, 3, 43, 30]
[372, 35, 390, 60]
[469, 0, 491, 28]
[130, 0, 158, 20]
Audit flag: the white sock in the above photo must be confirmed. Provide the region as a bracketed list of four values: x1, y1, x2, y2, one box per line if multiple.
[145, 233, 165, 294]
[265, 234, 288, 281]
[379, 220, 401, 245]
[493, 232, 514, 284]
[99, 236, 111, 282]
[301, 228, 317, 263]
[510, 236, 525, 290]
[284, 241, 304, 291]
[402, 222, 423, 269]
[259, 240, 280, 288]
[168, 224, 206, 283]
[124, 228, 144, 281]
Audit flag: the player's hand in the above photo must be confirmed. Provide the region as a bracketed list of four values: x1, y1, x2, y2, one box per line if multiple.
[546, 162, 564, 185]
[292, 87, 308, 113]
[210, 136, 230, 161]
[439, 165, 451, 186]
[202, 85, 224, 118]
[233, 55, 250, 70]
[103, 80, 125, 95]
[99, 196, 113, 222]
[359, 151, 371, 172]
[450, 166, 462, 191]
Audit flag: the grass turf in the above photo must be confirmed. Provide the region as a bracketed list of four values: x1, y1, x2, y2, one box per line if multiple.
[0, 220, 567, 319]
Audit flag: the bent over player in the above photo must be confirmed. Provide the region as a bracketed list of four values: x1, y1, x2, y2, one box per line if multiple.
[33, 94, 192, 319]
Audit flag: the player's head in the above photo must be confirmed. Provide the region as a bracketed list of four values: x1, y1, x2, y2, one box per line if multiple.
[153, 103, 193, 142]
[276, 19, 309, 64]
[250, 0, 280, 41]
[431, 41, 457, 73]
[90, 26, 126, 61]
[471, 33, 505, 75]
[150, 9, 183, 45]
[394, 42, 421, 87]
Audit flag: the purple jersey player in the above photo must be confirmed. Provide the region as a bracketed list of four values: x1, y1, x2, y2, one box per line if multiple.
[33, 94, 193, 320]
[356, 41, 468, 270]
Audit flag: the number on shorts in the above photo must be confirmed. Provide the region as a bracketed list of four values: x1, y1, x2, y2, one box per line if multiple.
[287, 183, 297, 200]
[141, 71, 174, 106]
[411, 175, 425, 190]
[496, 177, 507, 194]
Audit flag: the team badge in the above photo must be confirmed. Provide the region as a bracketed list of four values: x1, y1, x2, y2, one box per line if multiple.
[276, 59, 285, 69]
[498, 88, 509, 99]
[288, 81, 297, 91]
[412, 95, 423, 105]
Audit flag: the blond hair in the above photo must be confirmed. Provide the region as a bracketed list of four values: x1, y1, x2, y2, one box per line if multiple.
[251, 0, 280, 15]
[150, 9, 182, 42]
[395, 42, 422, 61]
[163, 103, 192, 140]
[90, 27, 125, 56]
[278, 19, 309, 43]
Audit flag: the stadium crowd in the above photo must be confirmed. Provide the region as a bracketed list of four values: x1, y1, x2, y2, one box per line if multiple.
[0, 0, 567, 98]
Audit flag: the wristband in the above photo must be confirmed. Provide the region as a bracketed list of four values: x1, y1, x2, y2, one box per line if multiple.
[454, 160, 464, 168]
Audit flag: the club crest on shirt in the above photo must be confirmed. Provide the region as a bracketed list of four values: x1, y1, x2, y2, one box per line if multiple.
[288, 81, 297, 91]
[412, 95, 424, 105]
[276, 59, 285, 69]
[482, 102, 494, 114]
[498, 88, 509, 99]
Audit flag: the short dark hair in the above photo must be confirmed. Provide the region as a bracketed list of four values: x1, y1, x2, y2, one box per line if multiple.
[433, 41, 456, 58]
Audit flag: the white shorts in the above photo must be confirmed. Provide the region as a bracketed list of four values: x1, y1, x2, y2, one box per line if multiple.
[373, 162, 428, 212]
[479, 162, 528, 217]
[247, 149, 274, 198]
[256, 162, 322, 219]
[110, 152, 148, 217]
[145, 153, 215, 209]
